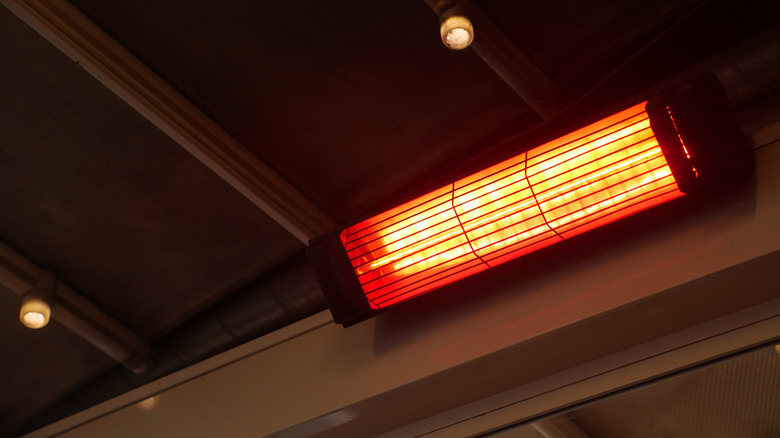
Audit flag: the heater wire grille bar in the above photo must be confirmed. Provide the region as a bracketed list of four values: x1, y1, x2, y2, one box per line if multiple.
[451, 183, 491, 268]
[524, 151, 564, 241]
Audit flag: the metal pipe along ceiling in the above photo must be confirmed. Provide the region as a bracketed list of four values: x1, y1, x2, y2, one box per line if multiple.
[669, 26, 780, 111]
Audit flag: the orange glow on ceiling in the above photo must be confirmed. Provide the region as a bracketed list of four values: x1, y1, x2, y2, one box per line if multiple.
[342, 102, 684, 309]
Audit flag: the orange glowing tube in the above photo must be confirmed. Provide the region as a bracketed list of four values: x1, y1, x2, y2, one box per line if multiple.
[343, 103, 683, 309]
[308, 76, 752, 326]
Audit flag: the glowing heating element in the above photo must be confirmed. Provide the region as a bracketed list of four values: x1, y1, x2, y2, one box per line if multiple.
[308, 75, 751, 325]
[341, 103, 684, 310]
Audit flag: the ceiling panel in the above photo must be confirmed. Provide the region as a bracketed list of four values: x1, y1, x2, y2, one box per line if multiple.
[0, 5, 303, 340]
[66, 0, 532, 222]
[481, 0, 702, 85]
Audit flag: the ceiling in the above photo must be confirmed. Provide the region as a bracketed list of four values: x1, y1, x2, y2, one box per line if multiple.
[1, 0, 778, 436]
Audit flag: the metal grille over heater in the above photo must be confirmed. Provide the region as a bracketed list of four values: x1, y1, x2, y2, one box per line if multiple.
[308, 76, 752, 326]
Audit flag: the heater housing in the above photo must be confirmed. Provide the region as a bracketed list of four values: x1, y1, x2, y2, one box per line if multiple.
[307, 75, 752, 326]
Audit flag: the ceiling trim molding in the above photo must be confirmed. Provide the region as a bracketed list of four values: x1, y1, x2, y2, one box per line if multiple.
[1, 0, 337, 244]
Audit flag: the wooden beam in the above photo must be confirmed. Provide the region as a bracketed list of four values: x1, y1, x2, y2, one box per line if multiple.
[1, 0, 337, 243]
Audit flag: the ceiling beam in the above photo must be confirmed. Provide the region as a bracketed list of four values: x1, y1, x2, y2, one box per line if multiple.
[1, 0, 337, 244]
[0, 240, 152, 373]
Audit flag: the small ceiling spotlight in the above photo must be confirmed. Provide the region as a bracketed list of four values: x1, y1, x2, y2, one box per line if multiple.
[20, 271, 55, 329]
[440, 4, 473, 50]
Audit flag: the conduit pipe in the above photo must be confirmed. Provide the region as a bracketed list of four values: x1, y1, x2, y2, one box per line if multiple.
[0, 240, 151, 373]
